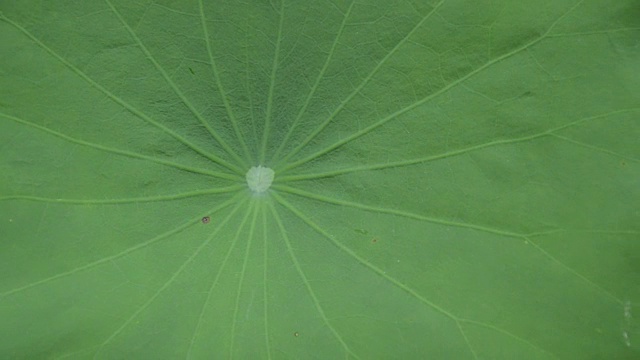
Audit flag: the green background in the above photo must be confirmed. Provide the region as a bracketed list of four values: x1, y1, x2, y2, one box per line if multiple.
[1, 0, 639, 358]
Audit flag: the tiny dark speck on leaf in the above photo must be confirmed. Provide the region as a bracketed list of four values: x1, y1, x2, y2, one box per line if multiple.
[202, 216, 210, 224]
[189, 67, 195, 75]
[372, 238, 378, 243]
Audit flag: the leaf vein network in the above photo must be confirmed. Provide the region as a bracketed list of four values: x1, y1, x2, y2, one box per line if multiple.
[259, 0, 286, 164]
[271, 192, 572, 360]
[0, 186, 241, 205]
[0, 112, 241, 181]
[198, 0, 254, 165]
[227, 200, 261, 356]
[275, 186, 625, 306]
[187, 198, 253, 358]
[275, 108, 640, 180]
[0, 12, 244, 175]
[273, 0, 447, 170]
[274, 185, 522, 238]
[275, 0, 589, 175]
[105, 0, 249, 170]
[270, 0, 356, 163]
[0, 195, 239, 299]
[95, 197, 248, 356]
[268, 200, 360, 359]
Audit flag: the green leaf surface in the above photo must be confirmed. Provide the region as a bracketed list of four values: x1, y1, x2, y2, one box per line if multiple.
[1, 0, 639, 358]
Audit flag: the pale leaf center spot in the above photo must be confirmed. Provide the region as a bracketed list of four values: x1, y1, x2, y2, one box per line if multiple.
[246, 166, 275, 194]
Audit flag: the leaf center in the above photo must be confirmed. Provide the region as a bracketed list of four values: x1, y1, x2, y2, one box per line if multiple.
[245, 166, 275, 194]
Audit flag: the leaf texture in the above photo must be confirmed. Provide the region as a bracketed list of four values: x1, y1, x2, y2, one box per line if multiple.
[1, 0, 639, 358]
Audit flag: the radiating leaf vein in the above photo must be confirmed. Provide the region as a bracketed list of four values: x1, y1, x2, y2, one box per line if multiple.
[0, 13, 243, 175]
[274, 0, 446, 168]
[0, 196, 237, 299]
[268, 200, 360, 359]
[278, 0, 589, 173]
[187, 197, 253, 358]
[104, 0, 249, 170]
